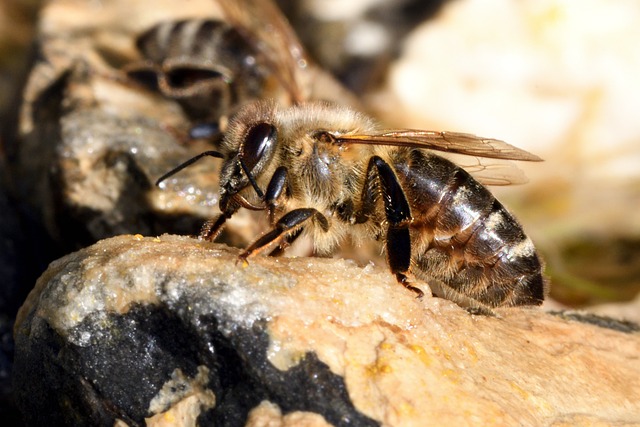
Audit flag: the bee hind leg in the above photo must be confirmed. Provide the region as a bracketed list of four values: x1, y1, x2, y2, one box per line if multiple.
[389, 229, 424, 299]
[238, 208, 329, 262]
[362, 156, 424, 299]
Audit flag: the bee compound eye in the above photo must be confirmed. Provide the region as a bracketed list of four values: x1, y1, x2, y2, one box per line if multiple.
[240, 122, 277, 171]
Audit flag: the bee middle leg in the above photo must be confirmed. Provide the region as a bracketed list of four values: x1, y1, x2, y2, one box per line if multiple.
[201, 166, 289, 243]
[268, 228, 303, 257]
[238, 208, 329, 262]
[361, 156, 424, 298]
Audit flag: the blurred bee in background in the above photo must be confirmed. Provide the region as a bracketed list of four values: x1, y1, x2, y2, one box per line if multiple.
[123, 18, 274, 127]
[124, 0, 354, 136]
[154, 0, 548, 312]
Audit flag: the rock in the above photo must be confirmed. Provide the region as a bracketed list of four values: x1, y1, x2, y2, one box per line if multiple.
[3, 0, 247, 251]
[0, 178, 61, 426]
[13, 235, 640, 426]
[589, 293, 640, 326]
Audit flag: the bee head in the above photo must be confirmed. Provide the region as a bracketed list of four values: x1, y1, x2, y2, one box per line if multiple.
[219, 121, 278, 212]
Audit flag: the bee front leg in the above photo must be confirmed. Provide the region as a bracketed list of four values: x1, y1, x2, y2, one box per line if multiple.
[264, 166, 289, 225]
[199, 214, 228, 241]
[263, 166, 298, 256]
[362, 156, 424, 298]
[238, 208, 329, 263]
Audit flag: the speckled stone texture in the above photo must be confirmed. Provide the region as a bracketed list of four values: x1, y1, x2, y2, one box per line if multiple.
[13, 235, 640, 426]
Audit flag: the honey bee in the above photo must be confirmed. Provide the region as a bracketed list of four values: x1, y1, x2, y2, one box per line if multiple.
[155, 0, 547, 311]
[157, 99, 547, 311]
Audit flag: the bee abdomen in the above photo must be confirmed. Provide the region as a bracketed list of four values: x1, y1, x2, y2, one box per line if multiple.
[460, 200, 544, 306]
[127, 20, 270, 121]
[135, 20, 231, 64]
[402, 153, 546, 307]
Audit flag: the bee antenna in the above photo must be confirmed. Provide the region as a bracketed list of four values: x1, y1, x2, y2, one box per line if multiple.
[155, 150, 224, 186]
[238, 159, 265, 199]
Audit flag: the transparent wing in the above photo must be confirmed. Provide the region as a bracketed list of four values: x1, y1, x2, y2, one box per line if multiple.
[337, 130, 543, 162]
[441, 153, 530, 186]
[215, 0, 309, 103]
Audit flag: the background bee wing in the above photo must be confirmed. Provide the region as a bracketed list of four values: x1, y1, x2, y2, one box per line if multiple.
[215, 0, 309, 103]
[339, 130, 543, 162]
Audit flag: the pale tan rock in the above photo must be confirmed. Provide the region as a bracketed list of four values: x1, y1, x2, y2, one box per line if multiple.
[16, 235, 640, 426]
[146, 366, 216, 424]
[145, 394, 214, 427]
[246, 401, 333, 427]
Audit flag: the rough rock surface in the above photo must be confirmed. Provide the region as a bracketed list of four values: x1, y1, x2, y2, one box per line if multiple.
[5, 0, 223, 249]
[14, 235, 640, 426]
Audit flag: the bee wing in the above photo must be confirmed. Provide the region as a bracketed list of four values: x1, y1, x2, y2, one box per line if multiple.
[336, 130, 542, 186]
[443, 155, 530, 186]
[338, 130, 543, 162]
[215, 0, 309, 103]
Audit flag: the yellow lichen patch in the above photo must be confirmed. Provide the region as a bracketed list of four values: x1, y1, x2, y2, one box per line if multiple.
[441, 368, 460, 383]
[330, 298, 344, 307]
[432, 344, 453, 362]
[462, 340, 479, 364]
[396, 400, 417, 419]
[409, 344, 432, 367]
[379, 342, 393, 351]
[509, 380, 531, 400]
[365, 359, 393, 377]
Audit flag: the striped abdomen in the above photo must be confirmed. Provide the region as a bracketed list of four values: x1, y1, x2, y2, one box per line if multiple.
[125, 19, 270, 120]
[393, 149, 546, 308]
